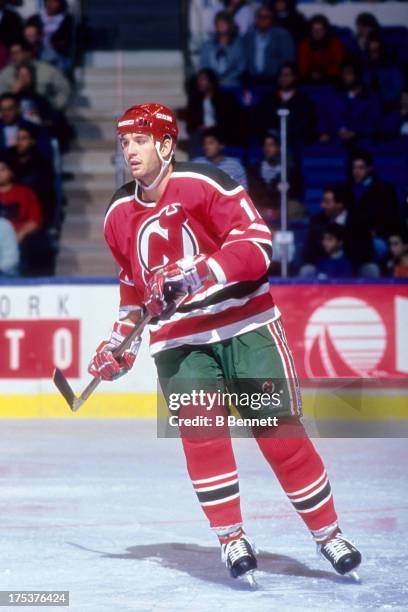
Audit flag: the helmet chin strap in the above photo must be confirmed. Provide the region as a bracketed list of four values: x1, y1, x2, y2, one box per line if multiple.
[137, 141, 173, 193]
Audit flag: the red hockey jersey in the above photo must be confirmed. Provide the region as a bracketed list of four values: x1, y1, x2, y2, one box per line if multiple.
[104, 162, 280, 355]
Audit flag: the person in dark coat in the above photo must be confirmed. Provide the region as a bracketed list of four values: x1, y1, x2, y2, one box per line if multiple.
[301, 184, 375, 273]
[270, 0, 308, 44]
[185, 68, 245, 155]
[348, 150, 403, 261]
[319, 61, 382, 145]
[0, 92, 51, 157]
[253, 62, 316, 145]
[7, 124, 56, 228]
[0, 0, 22, 47]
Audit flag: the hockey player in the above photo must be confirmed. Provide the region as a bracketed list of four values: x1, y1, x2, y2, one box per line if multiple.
[88, 103, 362, 583]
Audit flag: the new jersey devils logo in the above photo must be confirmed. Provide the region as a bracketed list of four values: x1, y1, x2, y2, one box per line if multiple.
[137, 204, 199, 281]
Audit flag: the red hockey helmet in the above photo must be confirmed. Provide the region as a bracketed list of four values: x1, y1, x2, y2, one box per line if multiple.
[117, 103, 178, 147]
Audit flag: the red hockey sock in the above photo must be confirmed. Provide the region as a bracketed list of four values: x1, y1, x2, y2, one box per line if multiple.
[254, 420, 338, 533]
[181, 435, 243, 530]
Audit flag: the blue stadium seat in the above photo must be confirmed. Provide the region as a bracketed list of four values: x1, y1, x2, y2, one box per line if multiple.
[247, 144, 263, 166]
[334, 27, 358, 54]
[301, 144, 347, 215]
[304, 188, 323, 216]
[223, 145, 245, 162]
[382, 27, 408, 65]
[300, 84, 342, 136]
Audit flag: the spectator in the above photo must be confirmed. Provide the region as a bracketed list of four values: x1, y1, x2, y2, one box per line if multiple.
[301, 185, 375, 275]
[243, 5, 295, 86]
[247, 128, 303, 224]
[7, 124, 56, 227]
[186, 68, 245, 156]
[383, 90, 408, 139]
[11, 62, 55, 124]
[200, 11, 245, 87]
[10, 61, 72, 150]
[387, 234, 408, 278]
[254, 63, 316, 145]
[0, 152, 53, 275]
[0, 92, 51, 156]
[189, 0, 223, 70]
[319, 61, 381, 145]
[0, 0, 23, 47]
[355, 13, 381, 58]
[0, 217, 19, 275]
[248, 130, 282, 213]
[193, 127, 248, 189]
[27, 0, 75, 74]
[316, 223, 353, 279]
[23, 20, 44, 61]
[271, 0, 308, 44]
[0, 42, 7, 71]
[364, 37, 404, 111]
[349, 151, 403, 260]
[298, 14, 345, 83]
[0, 41, 71, 111]
[224, 0, 254, 35]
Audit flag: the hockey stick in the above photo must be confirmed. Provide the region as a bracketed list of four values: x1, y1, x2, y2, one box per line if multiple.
[53, 310, 153, 412]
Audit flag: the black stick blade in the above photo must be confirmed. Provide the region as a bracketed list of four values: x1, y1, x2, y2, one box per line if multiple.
[53, 368, 76, 410]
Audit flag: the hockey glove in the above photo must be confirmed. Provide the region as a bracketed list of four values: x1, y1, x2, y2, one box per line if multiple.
[144, 254, 211, 318]
[88, 320, 141, 381]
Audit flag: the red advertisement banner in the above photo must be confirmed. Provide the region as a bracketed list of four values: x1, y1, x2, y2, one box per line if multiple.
[0, 320, 80, 379]
[274, 284, 408, 379]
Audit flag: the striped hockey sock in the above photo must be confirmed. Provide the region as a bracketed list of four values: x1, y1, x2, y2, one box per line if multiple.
[181, 435, 243, 529]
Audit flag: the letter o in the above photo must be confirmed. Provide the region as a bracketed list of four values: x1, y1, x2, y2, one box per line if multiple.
[53, 328, 72, 369]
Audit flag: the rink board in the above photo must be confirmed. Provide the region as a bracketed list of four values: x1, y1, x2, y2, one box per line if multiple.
[0, 390, 407, 421]
[0, 279, 407, 420]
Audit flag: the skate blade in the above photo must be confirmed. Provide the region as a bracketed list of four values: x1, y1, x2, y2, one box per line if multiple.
[346, 570, 361, 583]
[241, 570, 258, 589]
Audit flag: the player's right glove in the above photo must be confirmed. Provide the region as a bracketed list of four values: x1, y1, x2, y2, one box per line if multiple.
[88, 320, 141, 381]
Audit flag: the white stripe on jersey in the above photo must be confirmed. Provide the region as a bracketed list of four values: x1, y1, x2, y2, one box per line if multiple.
[148, 282, 271, 330]
[149, 304, 281, 355]
[171, 171, 245, 197]
[104, 195, 134, 227]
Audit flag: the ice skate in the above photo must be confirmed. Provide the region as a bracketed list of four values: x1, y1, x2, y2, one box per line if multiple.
[220, 530, 258, 587]
[318, 531, 362, 581]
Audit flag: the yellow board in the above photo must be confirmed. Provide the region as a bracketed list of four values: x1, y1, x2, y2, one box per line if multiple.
[0, 392, 407, 419]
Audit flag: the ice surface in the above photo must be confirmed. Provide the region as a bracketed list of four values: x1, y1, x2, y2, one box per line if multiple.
[0, 420, 407, 611]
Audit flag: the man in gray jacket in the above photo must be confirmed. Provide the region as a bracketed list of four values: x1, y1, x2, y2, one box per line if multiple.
[0, 40, 71, 110]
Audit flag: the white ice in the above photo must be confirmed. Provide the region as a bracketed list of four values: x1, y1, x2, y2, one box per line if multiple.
[1, 420, 407, 612]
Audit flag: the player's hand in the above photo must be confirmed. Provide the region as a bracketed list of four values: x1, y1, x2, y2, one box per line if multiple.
[88, 320, 141, 381]
[144, 255, 211, 318]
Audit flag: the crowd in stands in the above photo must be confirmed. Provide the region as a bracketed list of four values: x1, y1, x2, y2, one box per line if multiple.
[187, 0, 408, 278]
[0, 0, 76, 277]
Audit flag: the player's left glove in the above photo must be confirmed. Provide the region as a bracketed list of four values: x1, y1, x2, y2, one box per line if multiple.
[144, 255, 211, 318]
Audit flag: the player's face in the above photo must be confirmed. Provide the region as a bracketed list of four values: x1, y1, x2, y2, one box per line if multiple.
[120, 133, 162, 182]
